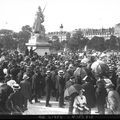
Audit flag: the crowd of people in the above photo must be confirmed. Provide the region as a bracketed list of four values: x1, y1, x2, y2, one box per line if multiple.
[0, 48, 120, 115]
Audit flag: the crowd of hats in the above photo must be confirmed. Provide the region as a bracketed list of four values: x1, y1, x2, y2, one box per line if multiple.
[0, 49, 120, 93]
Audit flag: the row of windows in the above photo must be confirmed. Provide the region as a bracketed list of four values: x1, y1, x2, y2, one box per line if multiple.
[48, 30, 114, 37]
[48, 31, 67, 35]
[83, 32, 113, 36]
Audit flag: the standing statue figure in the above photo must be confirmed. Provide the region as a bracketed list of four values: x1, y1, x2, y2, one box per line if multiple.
[33, 6, 45, 35]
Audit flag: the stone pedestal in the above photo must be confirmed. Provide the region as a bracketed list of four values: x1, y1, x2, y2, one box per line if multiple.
[26, 6, 51, 56]
[26, 34, 50, 56]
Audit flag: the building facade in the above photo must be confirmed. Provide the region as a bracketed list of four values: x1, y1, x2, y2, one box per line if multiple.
[74, 28, 114, 40]
[114, 23, 120, 37]
[47, 31, 68, 42]
[46, 24, 120, 41]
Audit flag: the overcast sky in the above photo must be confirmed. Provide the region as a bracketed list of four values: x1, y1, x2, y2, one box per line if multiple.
[0, 0, 120, 33]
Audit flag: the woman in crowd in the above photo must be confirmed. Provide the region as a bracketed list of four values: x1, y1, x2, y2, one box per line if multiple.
[73, 88, 89, 114]
[106, 83, 120, 114]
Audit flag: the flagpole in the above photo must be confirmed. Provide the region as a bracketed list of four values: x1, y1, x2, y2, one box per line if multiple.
[42, 2, 47, 13]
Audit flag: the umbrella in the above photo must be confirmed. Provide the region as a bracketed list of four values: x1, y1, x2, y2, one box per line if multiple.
[74, 67, 87, 79]
[64, 84, 82, 100]
[91, 60, 109, 76]
[92, 53, 97, 57]
[99, 53, 107, 58]
[81, 58, 89, 64]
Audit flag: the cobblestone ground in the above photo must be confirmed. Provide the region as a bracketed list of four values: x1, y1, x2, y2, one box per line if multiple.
[23, 97, 98, 115]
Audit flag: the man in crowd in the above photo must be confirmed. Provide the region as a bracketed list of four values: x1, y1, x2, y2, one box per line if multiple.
[20, 74, 32, 110]
[56, 70, 65, 108]
[31, 66, 42, 103]
[45, 70, 53, 107]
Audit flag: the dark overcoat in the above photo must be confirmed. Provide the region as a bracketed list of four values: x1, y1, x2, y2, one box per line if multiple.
[0, 84, 13, 113]
[20, 79, 31, 99]
[82, 81, 96, 108]
[56, 75, 65, 94]
[95, 80, 107, 106]
[32, 73, 42, 94]
[45, 74, 53, 91]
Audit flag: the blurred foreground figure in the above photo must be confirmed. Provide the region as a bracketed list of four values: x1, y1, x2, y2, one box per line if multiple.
[0, 82, 13, 114]
[106, 83, 120, 114]
[6, 83, 23, 115]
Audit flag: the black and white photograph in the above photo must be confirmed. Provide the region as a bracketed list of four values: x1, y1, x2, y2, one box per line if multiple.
[0, 0, 120, 118]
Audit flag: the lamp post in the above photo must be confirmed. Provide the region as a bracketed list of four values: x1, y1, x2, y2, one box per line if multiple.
[60, 24, 63, 42]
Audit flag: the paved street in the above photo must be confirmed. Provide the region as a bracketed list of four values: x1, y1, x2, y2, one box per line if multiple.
[23, 97, 98, 115]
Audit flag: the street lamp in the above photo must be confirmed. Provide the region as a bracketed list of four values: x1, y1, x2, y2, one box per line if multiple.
[60, 24, 63, 30]
[60, 24, 63, 42]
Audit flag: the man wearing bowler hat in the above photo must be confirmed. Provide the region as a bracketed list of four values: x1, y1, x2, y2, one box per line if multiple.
[56, 70, 65, 108]
[20, 74, 32, 110]
[45, 70, 52, 107]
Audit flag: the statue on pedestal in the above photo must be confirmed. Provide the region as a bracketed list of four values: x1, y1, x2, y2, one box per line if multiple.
[32, 6, 45, 40]
[26, 5, 50, 56]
